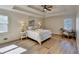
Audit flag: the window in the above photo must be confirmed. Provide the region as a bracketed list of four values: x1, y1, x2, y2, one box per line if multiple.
[0, 15, 8, 33]
[64, 18, 72, 31]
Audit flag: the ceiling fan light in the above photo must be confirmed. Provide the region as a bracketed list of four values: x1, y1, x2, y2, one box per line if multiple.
[41, 5, 53, 12]
[44, 9, 47, 11]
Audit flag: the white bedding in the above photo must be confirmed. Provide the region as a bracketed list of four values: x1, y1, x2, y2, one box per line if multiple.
[27, 29, 52, 44]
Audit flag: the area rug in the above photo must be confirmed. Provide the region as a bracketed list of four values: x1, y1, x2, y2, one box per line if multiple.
[0, 44, 27, 54]
[0, 44, 18, 53]
[4, 47, 26, 54]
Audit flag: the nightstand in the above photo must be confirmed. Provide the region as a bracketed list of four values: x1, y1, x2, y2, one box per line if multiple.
[20, 31, 27, 40]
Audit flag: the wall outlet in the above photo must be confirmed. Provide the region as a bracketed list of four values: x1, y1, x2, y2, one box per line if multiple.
[4, 38, 8, 40]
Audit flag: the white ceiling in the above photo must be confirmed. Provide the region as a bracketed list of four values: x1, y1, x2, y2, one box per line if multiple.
[0, 5, 77, 18]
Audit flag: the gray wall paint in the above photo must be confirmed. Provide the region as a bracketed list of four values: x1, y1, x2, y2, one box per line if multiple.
[43, 15, 76, 34]
[0, 10, 42, 44]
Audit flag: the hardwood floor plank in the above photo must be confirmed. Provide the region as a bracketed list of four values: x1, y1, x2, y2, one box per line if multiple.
[0, 35, 78, 54]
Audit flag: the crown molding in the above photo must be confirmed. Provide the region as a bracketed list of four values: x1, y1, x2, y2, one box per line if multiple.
[0, 5, 76, 18]
[14, 6, 44, 16]
[45, 11, 76, 18]
[0, 7, 43, 18]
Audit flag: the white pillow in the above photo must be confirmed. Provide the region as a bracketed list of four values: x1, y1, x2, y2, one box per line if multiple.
[28, 26, 33, 30]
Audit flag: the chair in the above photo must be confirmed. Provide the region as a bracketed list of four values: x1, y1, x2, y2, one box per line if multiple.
[60, 28, 75, 39]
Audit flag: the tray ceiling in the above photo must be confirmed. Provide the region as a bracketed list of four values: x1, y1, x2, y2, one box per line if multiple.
[0, 5, 76, 18]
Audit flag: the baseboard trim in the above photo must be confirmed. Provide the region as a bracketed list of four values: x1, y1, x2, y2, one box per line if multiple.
[0, 39, 19, 45]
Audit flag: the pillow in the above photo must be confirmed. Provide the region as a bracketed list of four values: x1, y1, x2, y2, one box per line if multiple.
[28, 26, 36, 30]
[28, 26, 33, 30]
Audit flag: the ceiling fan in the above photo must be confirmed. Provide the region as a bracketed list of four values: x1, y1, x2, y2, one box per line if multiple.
[41, 5, 53, 12]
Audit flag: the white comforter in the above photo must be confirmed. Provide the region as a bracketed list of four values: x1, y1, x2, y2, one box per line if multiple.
[27, 29, 52, 44]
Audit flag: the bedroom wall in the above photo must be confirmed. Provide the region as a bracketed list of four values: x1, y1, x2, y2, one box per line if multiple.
[43, 15, 64, 34]
[0, 9, 42, 44]
[43, 14, 76, 34]
[0, 10, 29, 44]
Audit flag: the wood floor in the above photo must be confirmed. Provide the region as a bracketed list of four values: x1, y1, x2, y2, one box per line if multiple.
[0, 35, 78, 54]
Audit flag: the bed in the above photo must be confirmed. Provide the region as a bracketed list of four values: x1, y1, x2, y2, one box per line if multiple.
[27, 29, 52, 45]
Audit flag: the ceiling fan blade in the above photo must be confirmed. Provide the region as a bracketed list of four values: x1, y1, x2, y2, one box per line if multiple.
[46, 5, 53, 8]
[41, 5, 53, 12]
[46, 8, 52, 11]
